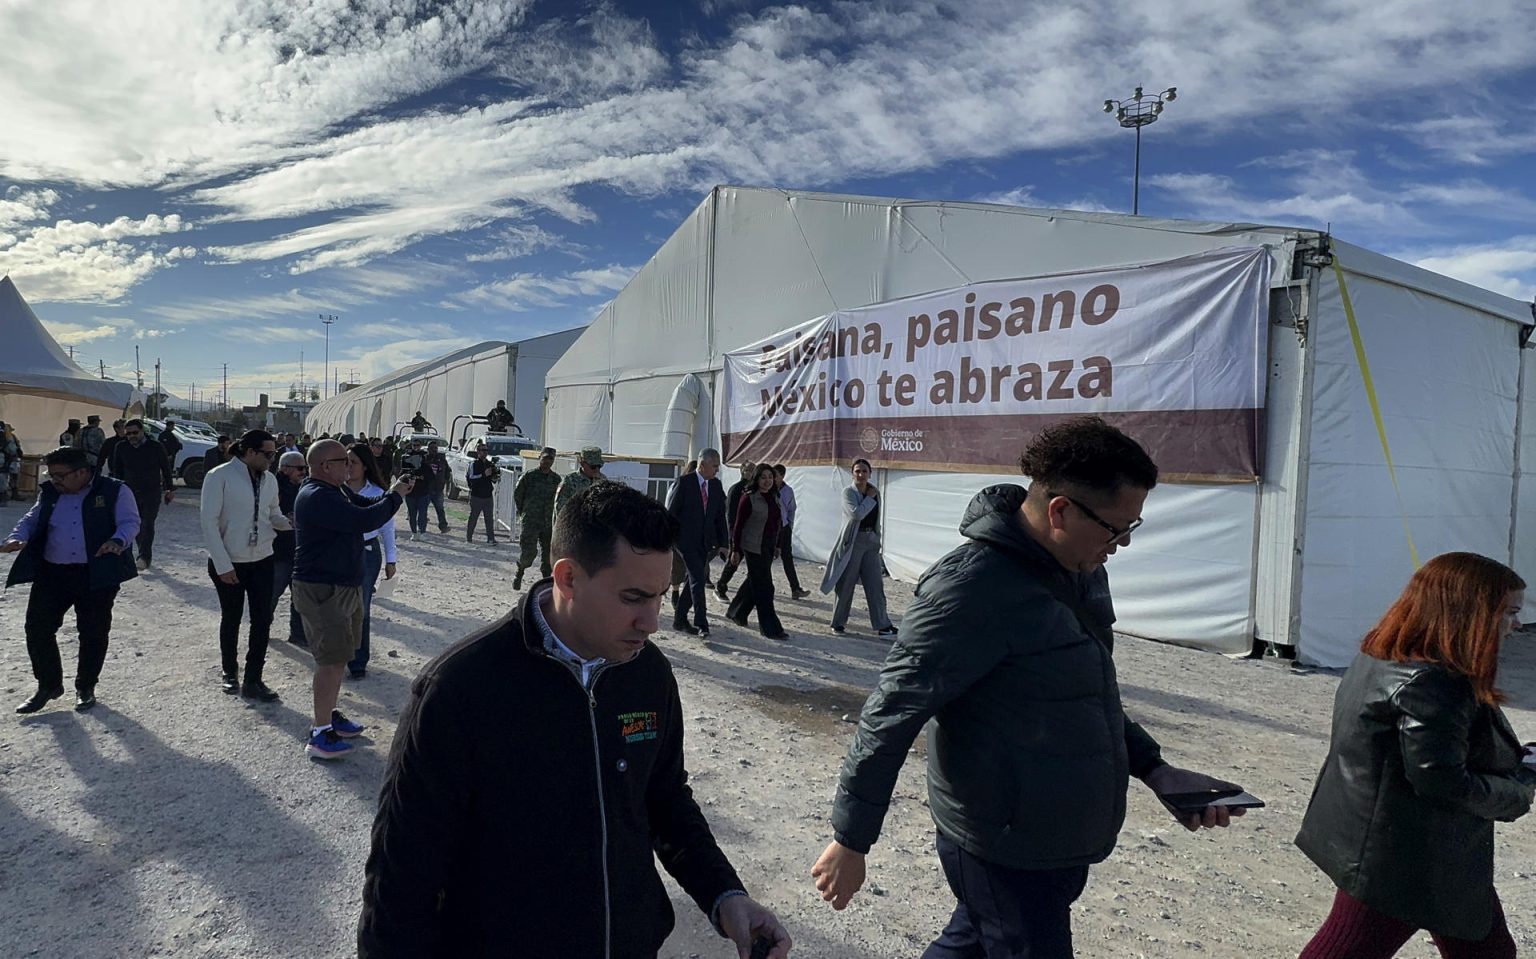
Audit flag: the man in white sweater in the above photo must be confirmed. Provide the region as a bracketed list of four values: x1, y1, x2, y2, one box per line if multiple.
[200, 429, 290, 700]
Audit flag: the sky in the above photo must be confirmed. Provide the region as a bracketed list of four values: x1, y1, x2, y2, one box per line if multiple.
[3, 0, 1535, 409]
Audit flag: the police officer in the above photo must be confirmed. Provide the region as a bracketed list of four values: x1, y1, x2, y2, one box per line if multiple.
[511, 447, 560, 590]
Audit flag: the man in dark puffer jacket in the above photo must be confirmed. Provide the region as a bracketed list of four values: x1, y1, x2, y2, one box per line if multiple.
[812, 416, 1250, 958]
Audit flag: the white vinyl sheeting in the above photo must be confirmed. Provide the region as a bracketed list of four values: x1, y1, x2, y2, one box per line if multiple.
[1297, 255, 1523, 667]
[1515, 348, 1536, 623]
[543, 186, 1534, 661]
[307, 332, 581, 443]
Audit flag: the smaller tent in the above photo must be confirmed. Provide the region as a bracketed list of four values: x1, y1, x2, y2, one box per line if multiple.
[0, 276, 135, 453]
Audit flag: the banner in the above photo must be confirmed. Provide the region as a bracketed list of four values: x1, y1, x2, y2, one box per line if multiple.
[721, 246, 1272, 481]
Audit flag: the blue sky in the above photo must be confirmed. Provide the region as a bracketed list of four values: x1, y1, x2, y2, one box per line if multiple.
[3, 0, 1535, 407]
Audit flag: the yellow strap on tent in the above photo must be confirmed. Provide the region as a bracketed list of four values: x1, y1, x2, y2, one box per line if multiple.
[1331, 259, 1420, 569]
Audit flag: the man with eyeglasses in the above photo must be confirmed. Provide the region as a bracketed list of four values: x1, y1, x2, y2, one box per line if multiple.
[200, 430, 290, 700]
[108, 418, 175, 570]
[812, 415, 1248, 956]
[292, 439, 413, 759]
[2, 447, 140, 713]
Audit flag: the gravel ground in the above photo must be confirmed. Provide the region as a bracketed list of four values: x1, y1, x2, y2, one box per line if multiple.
[2, 489, 1534, 959]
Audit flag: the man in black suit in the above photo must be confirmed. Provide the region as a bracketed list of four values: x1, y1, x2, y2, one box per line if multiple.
[668, 447, 728, 638]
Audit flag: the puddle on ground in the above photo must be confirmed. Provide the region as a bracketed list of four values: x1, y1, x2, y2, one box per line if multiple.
[750, 684, 927, 756]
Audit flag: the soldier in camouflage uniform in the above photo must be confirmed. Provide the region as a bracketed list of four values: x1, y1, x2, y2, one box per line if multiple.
[512, 447, 562, 590]
[551, 446, 606, 531]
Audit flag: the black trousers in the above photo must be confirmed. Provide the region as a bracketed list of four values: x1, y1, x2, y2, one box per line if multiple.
[24, 562, 119, 692]
[923, 832, 1090, 959]
[131, 486, 161, 564]
[673, 547, 713, 629]
[777, 524, 802, 592]
[726, 549, 784, 637]
[208, 557, 275, 681]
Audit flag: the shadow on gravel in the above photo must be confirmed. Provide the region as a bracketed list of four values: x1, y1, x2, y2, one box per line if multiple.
[39, 706, 342, 957]
[1119, 683, 1327, 743]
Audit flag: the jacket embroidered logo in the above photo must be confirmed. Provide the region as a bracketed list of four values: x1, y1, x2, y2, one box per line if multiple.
[619, 711, 659, 743]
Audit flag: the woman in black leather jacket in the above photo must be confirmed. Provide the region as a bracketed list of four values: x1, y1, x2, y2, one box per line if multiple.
[1295, 552, 1535, 958]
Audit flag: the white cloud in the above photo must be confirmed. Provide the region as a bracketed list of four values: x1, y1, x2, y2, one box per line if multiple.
[0, 187, 60, 228]
[5, 0, 1536, 286]
[143, 258, 460, 323]
[42, 321, 121, 345]
[0, 213, 194, 302]
[1404, 116, 1536, 166]
[447, 264, 636, 311]
[1406, 238, 1536, 301]
[1147, 171, 1420, 231]
[970, 186, 1115, 214]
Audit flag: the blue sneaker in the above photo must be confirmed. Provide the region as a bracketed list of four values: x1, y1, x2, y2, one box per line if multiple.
[305, 727, 353, 760]
[331, 710, 366, 738]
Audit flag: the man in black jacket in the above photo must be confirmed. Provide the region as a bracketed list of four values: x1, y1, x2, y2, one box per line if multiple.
[110, 419, 175, 570]
[360, 482, 791, 959]
[811, 416, 1246, 957]
[712, 460, 754, 601]
[423, 439, 450, 533]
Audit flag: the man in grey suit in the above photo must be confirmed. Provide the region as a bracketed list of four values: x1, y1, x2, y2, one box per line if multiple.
[668, 448, 728, 638]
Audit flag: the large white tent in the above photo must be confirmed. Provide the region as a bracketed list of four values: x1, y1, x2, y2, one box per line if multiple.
[0, 275, 135, 453]
[305, 329, 582, 442]
[543, 186, 1536, 668]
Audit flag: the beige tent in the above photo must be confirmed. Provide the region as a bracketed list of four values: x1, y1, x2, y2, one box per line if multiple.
[0, 275, 135, 453]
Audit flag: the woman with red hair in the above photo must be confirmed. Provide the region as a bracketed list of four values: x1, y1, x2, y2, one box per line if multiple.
[1296, 552, 1535, 958]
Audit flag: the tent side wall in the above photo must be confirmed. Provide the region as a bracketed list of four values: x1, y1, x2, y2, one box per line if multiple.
[543, 186, 1309, 653]
[1295, 245, 1526, 666]
[1514, 347, 1536, 623]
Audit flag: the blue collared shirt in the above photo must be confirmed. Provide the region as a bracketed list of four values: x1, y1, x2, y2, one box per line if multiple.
[531, 583, 608, 688]
[9, 478, 141, 564]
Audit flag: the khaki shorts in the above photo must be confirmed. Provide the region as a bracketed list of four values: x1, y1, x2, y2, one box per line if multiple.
[291, 580, 364, 667]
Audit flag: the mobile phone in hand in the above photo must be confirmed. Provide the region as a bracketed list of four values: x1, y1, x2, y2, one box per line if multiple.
[1162, 788, 1265, 813]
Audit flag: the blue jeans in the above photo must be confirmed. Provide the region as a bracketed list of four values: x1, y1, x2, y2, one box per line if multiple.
[429, 487, 448, 529]
[406, 495, 430, 533]
[347, 541, 383, 675]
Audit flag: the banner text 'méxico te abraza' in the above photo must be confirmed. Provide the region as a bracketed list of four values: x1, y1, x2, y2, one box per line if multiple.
[721, 246, 1272, 481]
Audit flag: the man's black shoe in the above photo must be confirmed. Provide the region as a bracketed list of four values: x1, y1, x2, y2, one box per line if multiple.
[240, 681, 280, 702]
[220, 673, 239, 695]
[714, 586, 729, 602]
[831, 625, 847, 635]
[792, 588, 812, 600]
[512, 569, 524, 590]
[74, 690, 96, 712]
[697, 626, 711, 639]
[15, 686, 64, 714]
[672, 621, 700, 636]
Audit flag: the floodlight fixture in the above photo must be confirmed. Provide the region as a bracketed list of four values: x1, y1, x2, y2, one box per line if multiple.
[1101, 84, 1179, 215]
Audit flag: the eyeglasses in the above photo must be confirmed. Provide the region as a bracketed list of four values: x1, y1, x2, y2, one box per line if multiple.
[1052, 492, 1143, 545]
[124, 430, 143, 437]
[46, 467, 83, 481]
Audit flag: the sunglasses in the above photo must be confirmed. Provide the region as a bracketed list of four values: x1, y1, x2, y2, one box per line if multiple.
[1052, 492, 1144, 545]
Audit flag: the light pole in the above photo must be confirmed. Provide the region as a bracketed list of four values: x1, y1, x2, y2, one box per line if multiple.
[319, 314, 337, 399]
[1102, 86, 1177, 215]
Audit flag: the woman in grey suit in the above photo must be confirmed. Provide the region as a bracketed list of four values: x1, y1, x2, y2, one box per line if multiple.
[820, 458, 897, 637]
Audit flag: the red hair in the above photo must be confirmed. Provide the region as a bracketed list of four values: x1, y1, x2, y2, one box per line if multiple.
[1361, 552, 1524, 705]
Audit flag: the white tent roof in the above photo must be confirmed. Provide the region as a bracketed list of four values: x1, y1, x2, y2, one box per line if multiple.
[0, 275, 133, 408]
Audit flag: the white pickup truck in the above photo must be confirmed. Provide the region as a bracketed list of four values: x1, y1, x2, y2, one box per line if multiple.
[445, 432, 541, 499]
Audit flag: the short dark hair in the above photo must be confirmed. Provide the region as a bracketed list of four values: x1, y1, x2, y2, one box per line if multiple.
[125, 418, 145, 430]
[232, 429, 276, 457]
[772, 463, 786, 476]
[1018, 416, 1158, 497]
[851, 458, 872, 471]
[44, 447, 89, 470]
[552, 481, 677, 577]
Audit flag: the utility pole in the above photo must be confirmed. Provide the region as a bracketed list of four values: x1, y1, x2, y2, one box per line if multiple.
[67, 345, 75, 361]
[135, 345, 143, 390]
[223, 363, 228, 413]
[98, 360, 106, 379]
[154, 359, 161, 419]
